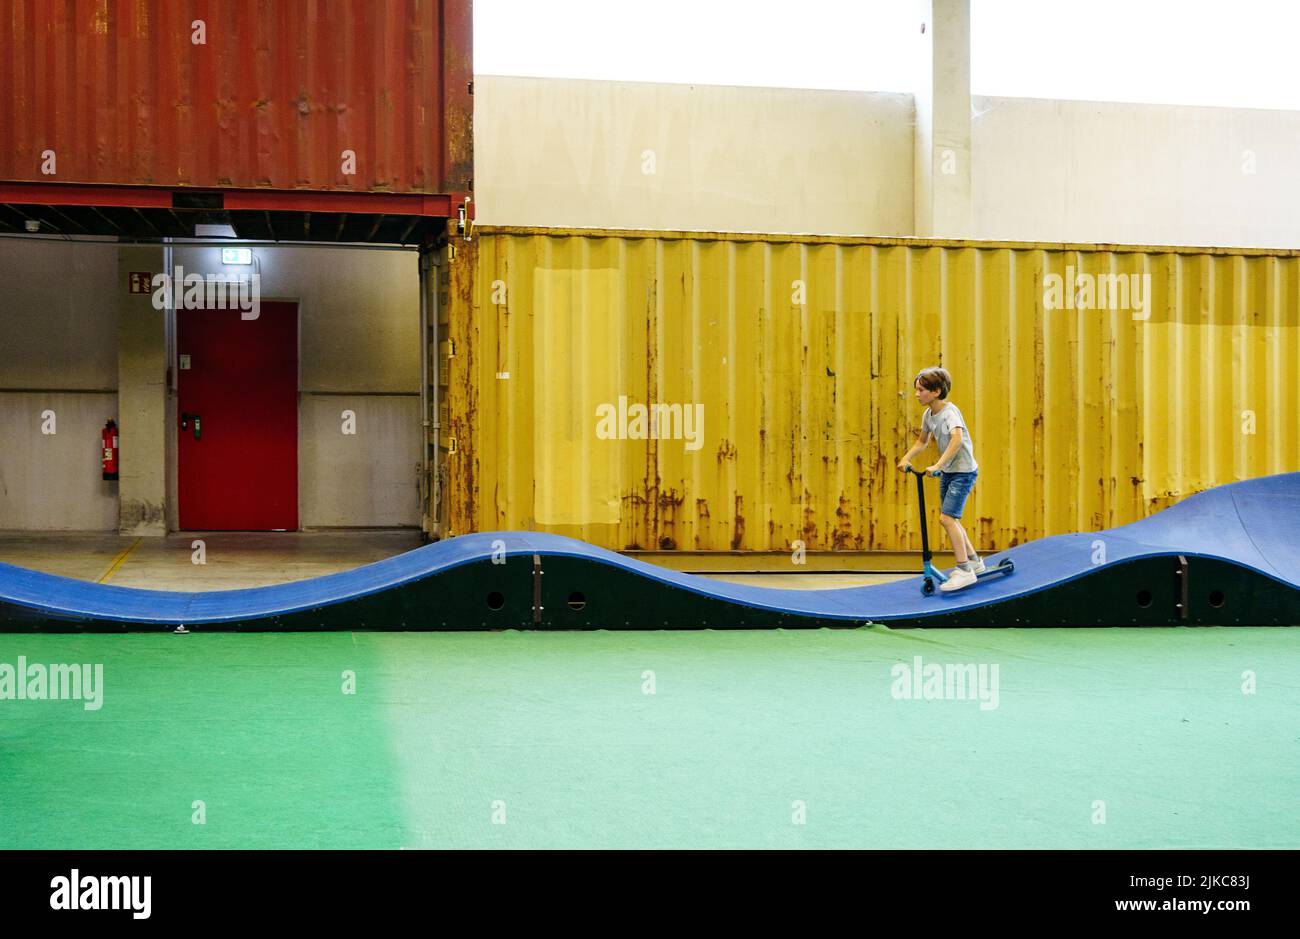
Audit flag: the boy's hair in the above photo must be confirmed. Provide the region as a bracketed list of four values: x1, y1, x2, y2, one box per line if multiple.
[914, 366, 952, 399]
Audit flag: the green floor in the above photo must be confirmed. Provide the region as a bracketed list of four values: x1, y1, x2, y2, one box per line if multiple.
[1, 627, 1296, 849]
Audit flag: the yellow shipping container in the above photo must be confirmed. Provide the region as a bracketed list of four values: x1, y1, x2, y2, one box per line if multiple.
[436, 226, 1300, 554]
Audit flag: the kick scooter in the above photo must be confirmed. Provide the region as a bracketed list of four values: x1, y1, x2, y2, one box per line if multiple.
[905, 465, 1014, 595]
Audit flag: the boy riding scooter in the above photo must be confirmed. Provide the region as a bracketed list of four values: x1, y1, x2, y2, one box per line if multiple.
[897, 367, 994, 593]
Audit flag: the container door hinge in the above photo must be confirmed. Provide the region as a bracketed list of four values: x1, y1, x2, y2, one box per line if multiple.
[457, 198, 473, 241]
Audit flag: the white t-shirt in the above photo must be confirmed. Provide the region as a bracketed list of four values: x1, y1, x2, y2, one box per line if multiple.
[921, 402, 978, 472]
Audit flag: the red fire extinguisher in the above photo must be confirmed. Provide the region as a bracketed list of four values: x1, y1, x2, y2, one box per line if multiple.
[102, 419, 119, 481]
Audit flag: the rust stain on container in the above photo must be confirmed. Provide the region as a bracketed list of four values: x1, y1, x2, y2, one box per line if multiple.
[443, 227, 1300, 553]
[0, 0, 472, 195]
[731, 496, 745, 550]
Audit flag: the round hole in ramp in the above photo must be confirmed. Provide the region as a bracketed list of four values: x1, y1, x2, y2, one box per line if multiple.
[486, 591, 505, 611]
[1209, 590, 1225, 608]
[1136, 590, 1153, 608]
[567, 592, 587, 611]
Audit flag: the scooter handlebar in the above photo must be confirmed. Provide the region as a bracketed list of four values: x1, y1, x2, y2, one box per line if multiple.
[903, 465, 942, 478]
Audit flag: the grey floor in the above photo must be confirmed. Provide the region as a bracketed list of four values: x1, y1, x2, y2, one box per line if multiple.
[0, 530, 425, 590]
[0, 530, 909, 591]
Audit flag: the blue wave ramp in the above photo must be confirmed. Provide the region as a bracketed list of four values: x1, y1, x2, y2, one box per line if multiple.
[2, 473, 1298, 631]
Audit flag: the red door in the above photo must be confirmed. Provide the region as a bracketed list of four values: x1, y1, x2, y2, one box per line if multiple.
[177, 300, 299, 530]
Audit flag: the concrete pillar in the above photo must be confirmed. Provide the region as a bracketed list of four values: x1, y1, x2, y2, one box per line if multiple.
[914, 0, 972, 237]
[117, 246, 168, 535]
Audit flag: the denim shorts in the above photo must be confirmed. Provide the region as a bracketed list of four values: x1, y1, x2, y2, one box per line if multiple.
[939, 469, 978, 518]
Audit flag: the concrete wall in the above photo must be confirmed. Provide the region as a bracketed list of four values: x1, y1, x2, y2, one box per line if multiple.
[118, 245, 168, 534]
[0, 240, 119, 531]
[0, 392, 119, 531]
[299, 396, 421, 528]
[473, 75, 915, 235]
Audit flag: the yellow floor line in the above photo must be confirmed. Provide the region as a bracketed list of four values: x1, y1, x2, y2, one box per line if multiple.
[97, 537, 142, 584]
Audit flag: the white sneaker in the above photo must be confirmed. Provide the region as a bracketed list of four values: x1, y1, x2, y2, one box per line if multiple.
[940, 567, 978, 592]
[947, 558, 985, 577]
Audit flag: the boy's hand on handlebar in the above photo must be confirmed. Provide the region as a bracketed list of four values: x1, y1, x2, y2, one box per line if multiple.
[924, 464, 941, 475]
[897, 459, 911, 472]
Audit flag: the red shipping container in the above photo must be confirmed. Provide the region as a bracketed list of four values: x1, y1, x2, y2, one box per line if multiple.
[0, 0, 473, 198]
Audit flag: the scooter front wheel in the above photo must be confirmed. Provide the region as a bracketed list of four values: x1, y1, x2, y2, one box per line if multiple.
[922, 577, 935, 596]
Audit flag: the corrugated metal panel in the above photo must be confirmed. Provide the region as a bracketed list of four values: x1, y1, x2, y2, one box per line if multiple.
[445, 227, 1300, 553]
[0, 0, 472, 195]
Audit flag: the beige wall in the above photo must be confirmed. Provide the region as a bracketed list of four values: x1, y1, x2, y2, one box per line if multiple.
[474, 75, 915, 236]
[475, 75, 1300, 249]
[971, 95, 1300, 248]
